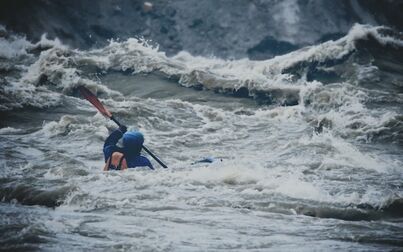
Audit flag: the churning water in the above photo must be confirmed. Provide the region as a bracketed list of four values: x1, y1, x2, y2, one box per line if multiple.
[1, 23, 403, 251]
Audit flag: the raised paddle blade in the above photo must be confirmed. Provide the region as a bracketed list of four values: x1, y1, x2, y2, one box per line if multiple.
[78, 86, 112, 118]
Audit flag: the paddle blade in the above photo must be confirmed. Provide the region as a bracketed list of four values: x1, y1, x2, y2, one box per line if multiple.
[78, 86, 112, 118]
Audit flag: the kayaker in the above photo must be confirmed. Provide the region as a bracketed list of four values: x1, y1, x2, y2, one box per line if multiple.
[103, 125, 154, 171]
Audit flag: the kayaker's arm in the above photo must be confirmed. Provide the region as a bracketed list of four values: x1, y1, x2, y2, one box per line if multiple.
[103, 129, 123, 148]
[103, 127, 127, 161]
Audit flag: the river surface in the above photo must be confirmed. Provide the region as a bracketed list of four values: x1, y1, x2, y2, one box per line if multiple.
[0, 23, 403, 251]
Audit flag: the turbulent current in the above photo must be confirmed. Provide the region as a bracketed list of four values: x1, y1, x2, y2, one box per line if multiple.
[1, 23, 403, 251]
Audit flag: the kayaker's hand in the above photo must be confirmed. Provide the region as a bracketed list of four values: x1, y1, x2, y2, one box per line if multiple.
[119, 125, 127, 133]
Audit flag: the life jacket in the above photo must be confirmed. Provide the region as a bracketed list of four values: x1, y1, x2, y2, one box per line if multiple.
[103, 152, 128, 171]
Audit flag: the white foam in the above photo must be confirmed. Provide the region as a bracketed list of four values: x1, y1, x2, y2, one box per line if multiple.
[3, 24, 401, 114]
[0, 36, 32, 59]
[33, 33, 67, 50]
[65, 24, 402, 100]
[1, 23, 401, 215]
[0, 30, 72, 111]
[0, 127, 22, 134]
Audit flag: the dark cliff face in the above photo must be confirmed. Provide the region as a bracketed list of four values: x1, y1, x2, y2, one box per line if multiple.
[0, 0, 402, 59]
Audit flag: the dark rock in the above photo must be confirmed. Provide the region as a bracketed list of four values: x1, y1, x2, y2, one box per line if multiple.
[0, 0, 401, 59]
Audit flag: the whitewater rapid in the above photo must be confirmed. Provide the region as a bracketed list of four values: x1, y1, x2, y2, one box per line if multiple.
[1, 24, 402, 251]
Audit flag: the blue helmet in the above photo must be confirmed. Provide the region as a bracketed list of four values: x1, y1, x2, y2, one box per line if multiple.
[123, 131, 144, 155]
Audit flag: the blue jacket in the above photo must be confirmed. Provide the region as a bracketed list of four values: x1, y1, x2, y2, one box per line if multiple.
[103, 129, 154, 170]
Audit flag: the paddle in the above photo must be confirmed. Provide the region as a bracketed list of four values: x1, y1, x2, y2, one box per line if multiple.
[78, 86, 168, 168]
